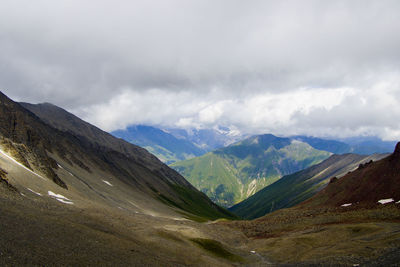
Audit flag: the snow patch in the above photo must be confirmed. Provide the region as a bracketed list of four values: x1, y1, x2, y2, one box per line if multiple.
[48, 191, 73, 204]
[55, 198, 74, 205]
[57, 163, 64, 169]
[48, 191, 71, 200]
[102, 180, 113, 186]
[0, 149, 46, 180]
[27, 188, 42, 196]
[250, 250, 256, 254]
[341, 203, 352, 207]
[378, 198, 394, 204]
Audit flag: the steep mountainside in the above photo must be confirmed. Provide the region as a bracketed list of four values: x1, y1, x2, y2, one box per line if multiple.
[3, 94, 235, 221]
[111, 125, 206, 164]
[230, 153, 388, 219]
[172, 134, 331, 207]
[301, 142, 400, 208]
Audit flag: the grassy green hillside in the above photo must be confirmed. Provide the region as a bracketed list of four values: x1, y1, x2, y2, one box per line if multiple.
[171, 134, 331, 207]
[229, 153, 388, 219]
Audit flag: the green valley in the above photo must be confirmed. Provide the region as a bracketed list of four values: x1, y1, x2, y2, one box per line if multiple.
[171, 134, 331, 207]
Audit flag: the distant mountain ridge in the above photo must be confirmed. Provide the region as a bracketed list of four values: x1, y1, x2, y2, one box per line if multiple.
[109, 121, 395, 166]
[291, 136, 352, 154]
[166, 126, 244, 151]
[293, 135, 396, 155]
[171, 134, 331, 207]
[340, 136, 397, 155]
[112, 125, 206, 164]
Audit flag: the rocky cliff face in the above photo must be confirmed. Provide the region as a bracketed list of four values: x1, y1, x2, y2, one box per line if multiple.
[0, 92, 67, 188]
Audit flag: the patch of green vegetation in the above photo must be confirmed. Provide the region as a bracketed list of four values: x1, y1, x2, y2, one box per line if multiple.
[171, 153, 242, 207]
[144, 145, 180, 164]
[189, 238, 244, 262]
[158, 183, 238, 222]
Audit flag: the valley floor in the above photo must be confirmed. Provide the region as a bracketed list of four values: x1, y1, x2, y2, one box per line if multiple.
[0, 185, 259, 266]
[1, 183, 400, 266]
[224, 205, 400, 266]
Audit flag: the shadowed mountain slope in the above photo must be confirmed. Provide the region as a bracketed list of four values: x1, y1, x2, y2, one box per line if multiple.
[230, 153, 388, 219]
[1, 93, 235, 221]
[172, 134, 331, 207]
[301, 142, 400, 208]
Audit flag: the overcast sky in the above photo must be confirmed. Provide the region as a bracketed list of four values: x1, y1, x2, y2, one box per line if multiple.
[1, 0, 400, 140]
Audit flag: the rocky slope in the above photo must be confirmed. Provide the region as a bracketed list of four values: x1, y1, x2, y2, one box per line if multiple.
[301, 142, 400, 208]
[2, 92, 235, 221]
[230, 153, 388, 219]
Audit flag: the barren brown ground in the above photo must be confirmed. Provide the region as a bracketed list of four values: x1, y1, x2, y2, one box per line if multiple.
[224, 205, 400, 266]
[0, 184, 267, 266]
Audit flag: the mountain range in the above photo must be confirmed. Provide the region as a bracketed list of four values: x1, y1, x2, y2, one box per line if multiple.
[112, 125, 207, 164]
[111, 125, 243, 164]
[110, 123, 396, 166]
[171, 134, 332, 207]
[1, 90, 399, 266]
[166, 126, 243, 151]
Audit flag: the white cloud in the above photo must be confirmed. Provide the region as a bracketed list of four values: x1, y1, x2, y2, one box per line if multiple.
[75, 82, 400, 141]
